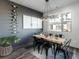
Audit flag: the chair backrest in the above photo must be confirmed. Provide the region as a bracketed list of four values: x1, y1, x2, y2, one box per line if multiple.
[62, 39, 71, 50]
[33, 36, 39, 42]
[33, 36, 37, 39]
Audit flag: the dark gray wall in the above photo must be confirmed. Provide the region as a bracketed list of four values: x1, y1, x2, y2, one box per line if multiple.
[0, 0, 43, 47]
[14, 2, 43, 41]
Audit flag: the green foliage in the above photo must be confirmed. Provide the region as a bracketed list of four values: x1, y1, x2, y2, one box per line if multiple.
[0, 36, 20, 47]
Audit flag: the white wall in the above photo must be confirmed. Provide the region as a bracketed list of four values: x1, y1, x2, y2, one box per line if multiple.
[43, 2, 79, 48]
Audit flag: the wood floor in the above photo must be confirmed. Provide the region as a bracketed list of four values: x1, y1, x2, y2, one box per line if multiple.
[0, 47, 79, 59]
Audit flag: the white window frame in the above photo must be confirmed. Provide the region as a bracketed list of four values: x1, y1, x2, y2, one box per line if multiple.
[48, 12, 72, 32]
[23, 14, 42, 29]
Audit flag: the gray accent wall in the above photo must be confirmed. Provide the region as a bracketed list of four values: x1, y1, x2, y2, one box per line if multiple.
[14, 2, 43, 38]
[0, 0, 43, 45]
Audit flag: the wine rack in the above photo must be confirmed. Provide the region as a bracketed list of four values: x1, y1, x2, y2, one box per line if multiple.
[9, 3, 17, 34]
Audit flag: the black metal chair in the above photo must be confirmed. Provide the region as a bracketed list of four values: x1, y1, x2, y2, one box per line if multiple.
[41, 39, 53, 59]
[54, 39, 71, 59]
[33, 36, 44, 53]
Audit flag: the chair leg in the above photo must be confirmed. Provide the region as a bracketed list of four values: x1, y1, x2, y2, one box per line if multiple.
[45, 48, 48, 59]
[33, 42, 35, 51]
[66, 51, 69, 59]
[54, 47, 58, 59]
[62, 50, 67, 59]
[34, 47, 35, 51]
[38, 45, 40, 53]
[41, 45, 44, 54]
[41, 48, 43, 54]
[50, 46, 53, 54]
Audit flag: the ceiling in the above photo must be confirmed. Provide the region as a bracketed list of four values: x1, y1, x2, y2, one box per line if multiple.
[10, 0, 79, 13]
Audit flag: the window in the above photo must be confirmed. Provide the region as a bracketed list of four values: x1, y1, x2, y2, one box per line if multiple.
[63, 12, 72, 32]
[23, 15, 31, 29]
[48, 12, 72, 32]
[37, 18, 42, 28]
[63, 22, 71, 32]
[49, 24, 61, 31]
[31, 17, 38, 28]
[48, 15, 62, 32]
[23, 14, 42, 29]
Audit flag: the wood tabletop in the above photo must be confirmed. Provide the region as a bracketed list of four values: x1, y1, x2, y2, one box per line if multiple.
[33, 35, 65, 44]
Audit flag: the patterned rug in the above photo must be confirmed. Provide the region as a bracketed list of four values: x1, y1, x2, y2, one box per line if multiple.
[0, 48, 73, 59]
[47, 48, 73, 59]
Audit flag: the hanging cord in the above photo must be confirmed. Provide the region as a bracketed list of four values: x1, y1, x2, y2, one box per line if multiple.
[44, 0, 49, 18]
[42, 0, 49, 20]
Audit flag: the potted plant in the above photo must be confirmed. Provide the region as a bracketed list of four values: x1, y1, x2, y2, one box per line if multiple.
[0, 36, 20, 56]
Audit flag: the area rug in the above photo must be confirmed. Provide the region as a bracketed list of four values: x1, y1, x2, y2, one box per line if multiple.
[48, 48, 73, 59]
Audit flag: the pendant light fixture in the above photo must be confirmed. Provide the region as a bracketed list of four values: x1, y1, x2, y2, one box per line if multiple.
[41, 0, 50, 21]
[41, 0, 58, 21]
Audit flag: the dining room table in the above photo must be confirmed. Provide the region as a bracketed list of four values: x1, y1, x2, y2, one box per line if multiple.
[33, 34, 65, 59]
[33, 34, 65, 44]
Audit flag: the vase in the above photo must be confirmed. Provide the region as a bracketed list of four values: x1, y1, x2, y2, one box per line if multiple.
[0, 45, 13, 56]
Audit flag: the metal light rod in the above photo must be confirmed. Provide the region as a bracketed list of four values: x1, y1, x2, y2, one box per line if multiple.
[45, 0, 49, 2]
